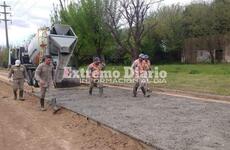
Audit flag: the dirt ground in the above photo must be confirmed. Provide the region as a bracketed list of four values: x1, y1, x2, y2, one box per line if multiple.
[0, 81, 146, 150]
[43, 86, 230, 150]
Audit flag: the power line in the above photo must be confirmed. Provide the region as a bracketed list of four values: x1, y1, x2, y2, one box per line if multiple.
[0, 1, 12, 66]
[0, 1, 12, 48]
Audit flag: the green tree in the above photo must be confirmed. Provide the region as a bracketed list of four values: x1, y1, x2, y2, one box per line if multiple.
[0, 48, 9, 67]
[51, 0, 112, 66]
[183, 2, 217, 63]
[155, 5, 184, 52]
[212, 0, 230, 34]
[105, 0, 157, 61]
[142, 4, 184, 63]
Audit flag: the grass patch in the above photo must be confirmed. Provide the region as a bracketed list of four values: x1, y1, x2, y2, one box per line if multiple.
[189, 70, 200, 74]
[153, 64, 230, 96]
[79, 64, 230, 96]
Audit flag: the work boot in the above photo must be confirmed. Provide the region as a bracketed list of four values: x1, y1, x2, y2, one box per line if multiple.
[13, 90, 17, 100]
[40, 98, 45, 108]
[99, 87, 103, 97]
[141, 87, 146, 96]
[19, 90, 25, 101]
[141, 87, 150, 97]
[146, 88, 151, 97]
[133, 86, 138, 97]
[40, 107, 47, 111]
[40, 98, 46, 111]
[89, 87, 93, 95]
[147, 88, 151, 92]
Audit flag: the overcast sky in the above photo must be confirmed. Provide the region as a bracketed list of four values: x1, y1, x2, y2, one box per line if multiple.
[0, 0, 208, 47]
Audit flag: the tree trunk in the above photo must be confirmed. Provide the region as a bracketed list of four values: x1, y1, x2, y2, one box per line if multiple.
[207, 39, 215, 64]
[209, 49, 215, 64]
[131, 48, 139, 61]
[96, 48, 103, 58]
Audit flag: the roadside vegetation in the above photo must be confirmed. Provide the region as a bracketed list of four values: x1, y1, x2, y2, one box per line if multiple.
[104, 64, 230, 96]
[0, 48, 8, 68]
[154, 64, 230, 96]
[51, 0, 230, 65]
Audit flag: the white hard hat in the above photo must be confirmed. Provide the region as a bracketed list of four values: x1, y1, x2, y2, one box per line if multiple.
[15, 60, 21, 66]
[93, 57, 100, 62]
[139, 53, 144, 58]
[144, 54, 149, 59]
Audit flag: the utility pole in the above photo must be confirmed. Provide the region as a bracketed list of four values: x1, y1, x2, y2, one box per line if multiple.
[0, 1, 12, 66]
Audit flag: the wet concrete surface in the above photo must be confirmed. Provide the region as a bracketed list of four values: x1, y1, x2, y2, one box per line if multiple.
[34, 86, 230, 150]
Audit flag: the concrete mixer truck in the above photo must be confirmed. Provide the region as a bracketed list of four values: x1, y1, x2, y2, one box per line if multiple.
[11, 24, 79, 88]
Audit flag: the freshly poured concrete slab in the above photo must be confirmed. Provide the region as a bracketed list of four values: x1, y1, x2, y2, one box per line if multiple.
[34, 86, 230, 150]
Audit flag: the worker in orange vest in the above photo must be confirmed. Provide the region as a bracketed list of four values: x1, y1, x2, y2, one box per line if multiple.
[143, 54, 151, 71]
[131, 54, 149, 97]
[87, 57, 105, 96]
[143, 54, 151, 95]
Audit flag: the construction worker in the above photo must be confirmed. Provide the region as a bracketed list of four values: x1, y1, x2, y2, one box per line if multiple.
[8, 59, 28, 100]
[143, 54, 151, 71]
[87, 57, 105, 96]
[35, 55, 54, 111]
[143, 54, 151, 94]
[131, 54, 150, 97]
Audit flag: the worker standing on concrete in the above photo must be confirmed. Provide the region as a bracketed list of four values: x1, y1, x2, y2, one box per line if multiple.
[8, 60, 28, 100]
[131, 54, 149, 97]
[143, 55, 151, 71]
[35, 55, 54, 111]
[143, 54, 151, 95]
[87, 57, 105, 96]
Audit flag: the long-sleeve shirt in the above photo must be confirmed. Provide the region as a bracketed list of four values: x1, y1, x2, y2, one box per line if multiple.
[8, 65, 28, 80]
[35, 63, 54, 87]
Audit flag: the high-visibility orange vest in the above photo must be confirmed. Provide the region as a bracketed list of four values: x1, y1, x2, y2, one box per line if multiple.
[143, 60, 151, 71]
[132, 59, 146, 77]
[88, 63, 102, 79]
